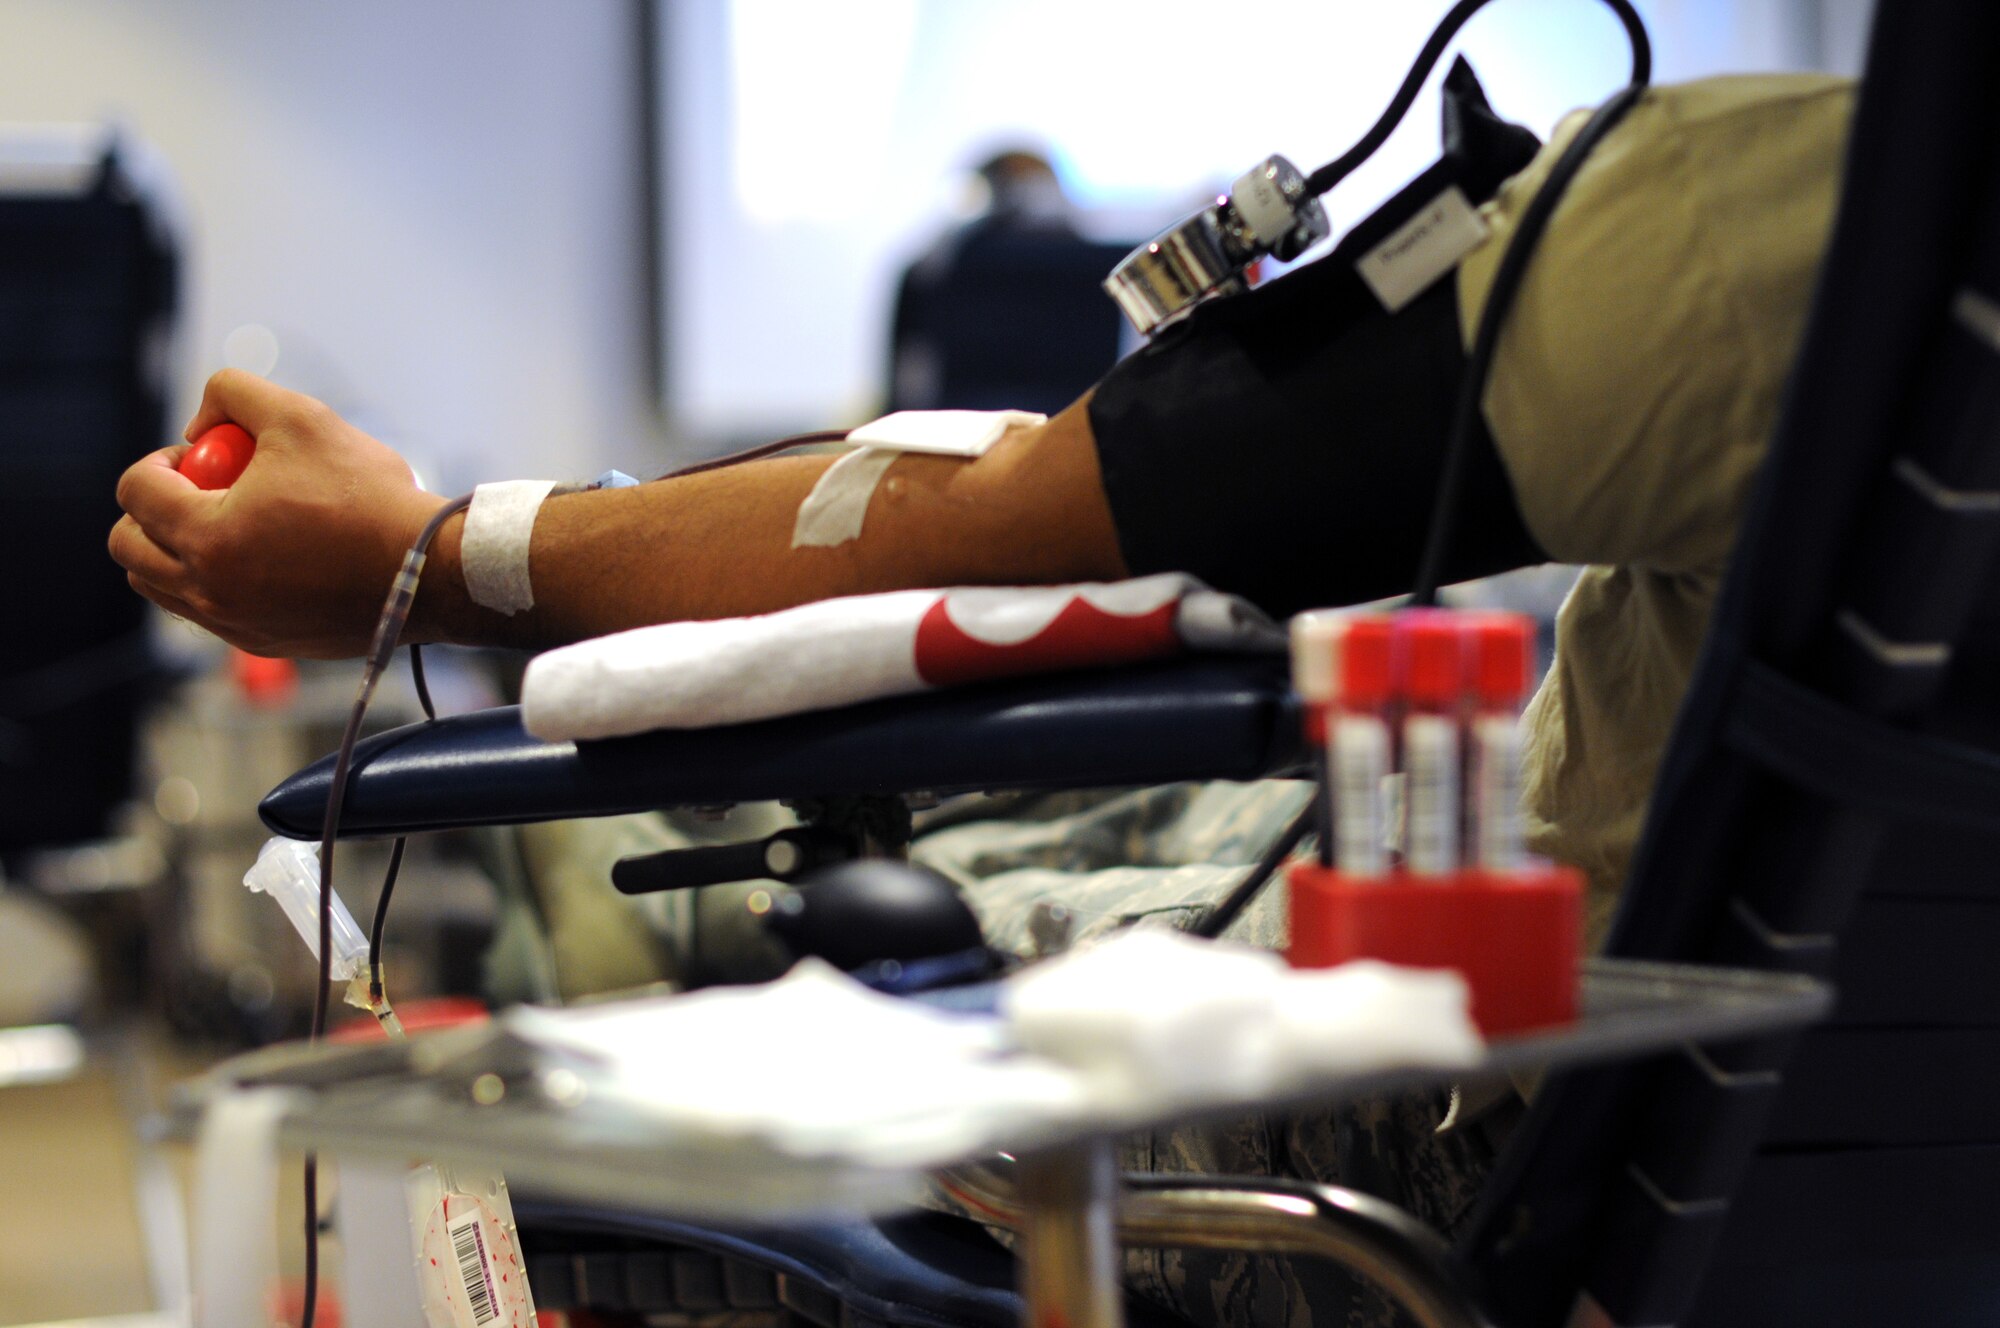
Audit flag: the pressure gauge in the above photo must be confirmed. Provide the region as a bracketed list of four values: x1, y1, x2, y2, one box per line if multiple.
[1103, 154, 1329, 337]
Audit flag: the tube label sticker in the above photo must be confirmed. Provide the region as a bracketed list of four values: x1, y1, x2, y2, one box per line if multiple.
[1334, 715, 1391, 877]
[1473, 713, 1524, 871]
[1403, 713, 1461, 876]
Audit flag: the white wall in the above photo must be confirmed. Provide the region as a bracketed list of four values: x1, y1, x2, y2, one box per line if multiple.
[0, 1, 1876, 479]
[1812, 0, 1878, 73]
[655, 0, 1873, 443]
[0, 0, 665, 488]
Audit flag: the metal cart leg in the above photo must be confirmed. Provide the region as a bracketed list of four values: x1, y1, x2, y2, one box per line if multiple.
[1014, 1140, 1125, 1328]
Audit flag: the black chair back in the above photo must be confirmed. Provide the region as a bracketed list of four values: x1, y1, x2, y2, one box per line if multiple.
[0, 136, 178, 851]
[1459, 5, 2000, 1324]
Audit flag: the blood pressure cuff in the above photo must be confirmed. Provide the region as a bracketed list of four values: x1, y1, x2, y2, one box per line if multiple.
[1088, 60, 1549, 618]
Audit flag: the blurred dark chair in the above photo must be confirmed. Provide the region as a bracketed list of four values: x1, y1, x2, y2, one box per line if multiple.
[0, 129, 178, 853]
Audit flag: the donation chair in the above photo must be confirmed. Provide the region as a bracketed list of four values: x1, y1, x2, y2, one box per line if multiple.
[259, 4, 2000, 1324]
[261, 659, 1346, 1328]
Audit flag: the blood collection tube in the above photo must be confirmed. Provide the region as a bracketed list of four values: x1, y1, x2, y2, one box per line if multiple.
[1287, 609, 1577, 1030]
[1400, 612, 1463, 878]
[1468, 614, 1533, 872]
[1288, 612, 1344, 867]
[1332, 617, 1393, 877]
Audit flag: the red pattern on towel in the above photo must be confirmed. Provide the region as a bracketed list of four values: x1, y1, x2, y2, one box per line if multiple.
[913, 595, 1181, 687]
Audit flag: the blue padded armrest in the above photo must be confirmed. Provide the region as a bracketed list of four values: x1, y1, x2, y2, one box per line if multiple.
[260, 656, 1304, 840]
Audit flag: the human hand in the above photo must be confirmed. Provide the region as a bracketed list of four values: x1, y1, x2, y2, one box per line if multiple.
[109, 370, 448, 658]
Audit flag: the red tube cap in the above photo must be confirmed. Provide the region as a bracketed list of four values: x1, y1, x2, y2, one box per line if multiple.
[1340, 616, 1393, 709]
[1399, 611, 1463, 709]
[1469, 613, 1534, 707]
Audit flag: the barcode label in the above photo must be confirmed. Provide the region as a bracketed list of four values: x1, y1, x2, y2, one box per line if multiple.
[450, 1212, 499, 1326]
[1473, 714, 1524, 871]
[1403, 714, 1460, 876]
[1334, 716, 1390, 876]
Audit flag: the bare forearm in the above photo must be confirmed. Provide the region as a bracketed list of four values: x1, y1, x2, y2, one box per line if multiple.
[409, 398, 1126, 649]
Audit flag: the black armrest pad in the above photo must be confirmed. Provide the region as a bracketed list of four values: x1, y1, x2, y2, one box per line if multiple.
[260, 657, 1305, 839]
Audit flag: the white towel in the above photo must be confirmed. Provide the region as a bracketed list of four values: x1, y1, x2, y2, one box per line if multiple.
[489, 938, 1480, 1164]
[521, 573, 1282, 740]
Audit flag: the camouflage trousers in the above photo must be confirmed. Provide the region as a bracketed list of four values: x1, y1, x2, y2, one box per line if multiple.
[517, 780, 1508, 1328]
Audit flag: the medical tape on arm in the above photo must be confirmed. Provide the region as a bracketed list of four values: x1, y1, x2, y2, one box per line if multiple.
[461, 479, 559, 615]
[790, 409, 1046, 549]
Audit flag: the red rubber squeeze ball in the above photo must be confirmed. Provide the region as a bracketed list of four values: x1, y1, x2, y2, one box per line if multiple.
[178, 422, 256, 489]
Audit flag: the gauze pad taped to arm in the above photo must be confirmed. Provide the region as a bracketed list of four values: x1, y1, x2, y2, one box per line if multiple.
[462, 479, 558, 615]
[847, 409, 1045, 455]
[791, 409, 1047, 549]
[1085, 60, 1549, 616]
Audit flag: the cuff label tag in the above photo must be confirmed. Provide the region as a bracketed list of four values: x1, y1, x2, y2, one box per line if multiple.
[1355, 186, 1489, 313]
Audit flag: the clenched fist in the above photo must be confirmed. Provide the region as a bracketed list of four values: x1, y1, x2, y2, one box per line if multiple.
[109, 370, 448, 658]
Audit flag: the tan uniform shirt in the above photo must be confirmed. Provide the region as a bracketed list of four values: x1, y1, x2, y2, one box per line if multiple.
[1457, 74, 1855, 940]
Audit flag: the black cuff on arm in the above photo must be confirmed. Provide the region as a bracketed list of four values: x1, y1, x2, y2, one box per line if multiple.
[1087, 248, 1546, 619]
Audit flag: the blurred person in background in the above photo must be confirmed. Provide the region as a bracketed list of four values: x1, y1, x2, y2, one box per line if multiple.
[886, 146, 1130, 416]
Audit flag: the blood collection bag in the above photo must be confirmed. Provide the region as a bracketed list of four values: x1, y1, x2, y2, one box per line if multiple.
[408, 1162, 538, 1328]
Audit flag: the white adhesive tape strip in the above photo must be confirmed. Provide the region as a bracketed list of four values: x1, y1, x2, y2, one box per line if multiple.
[462, 479, 558, 615]
[792, 447, 900, 548]
[791, 409, 1045, 549]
